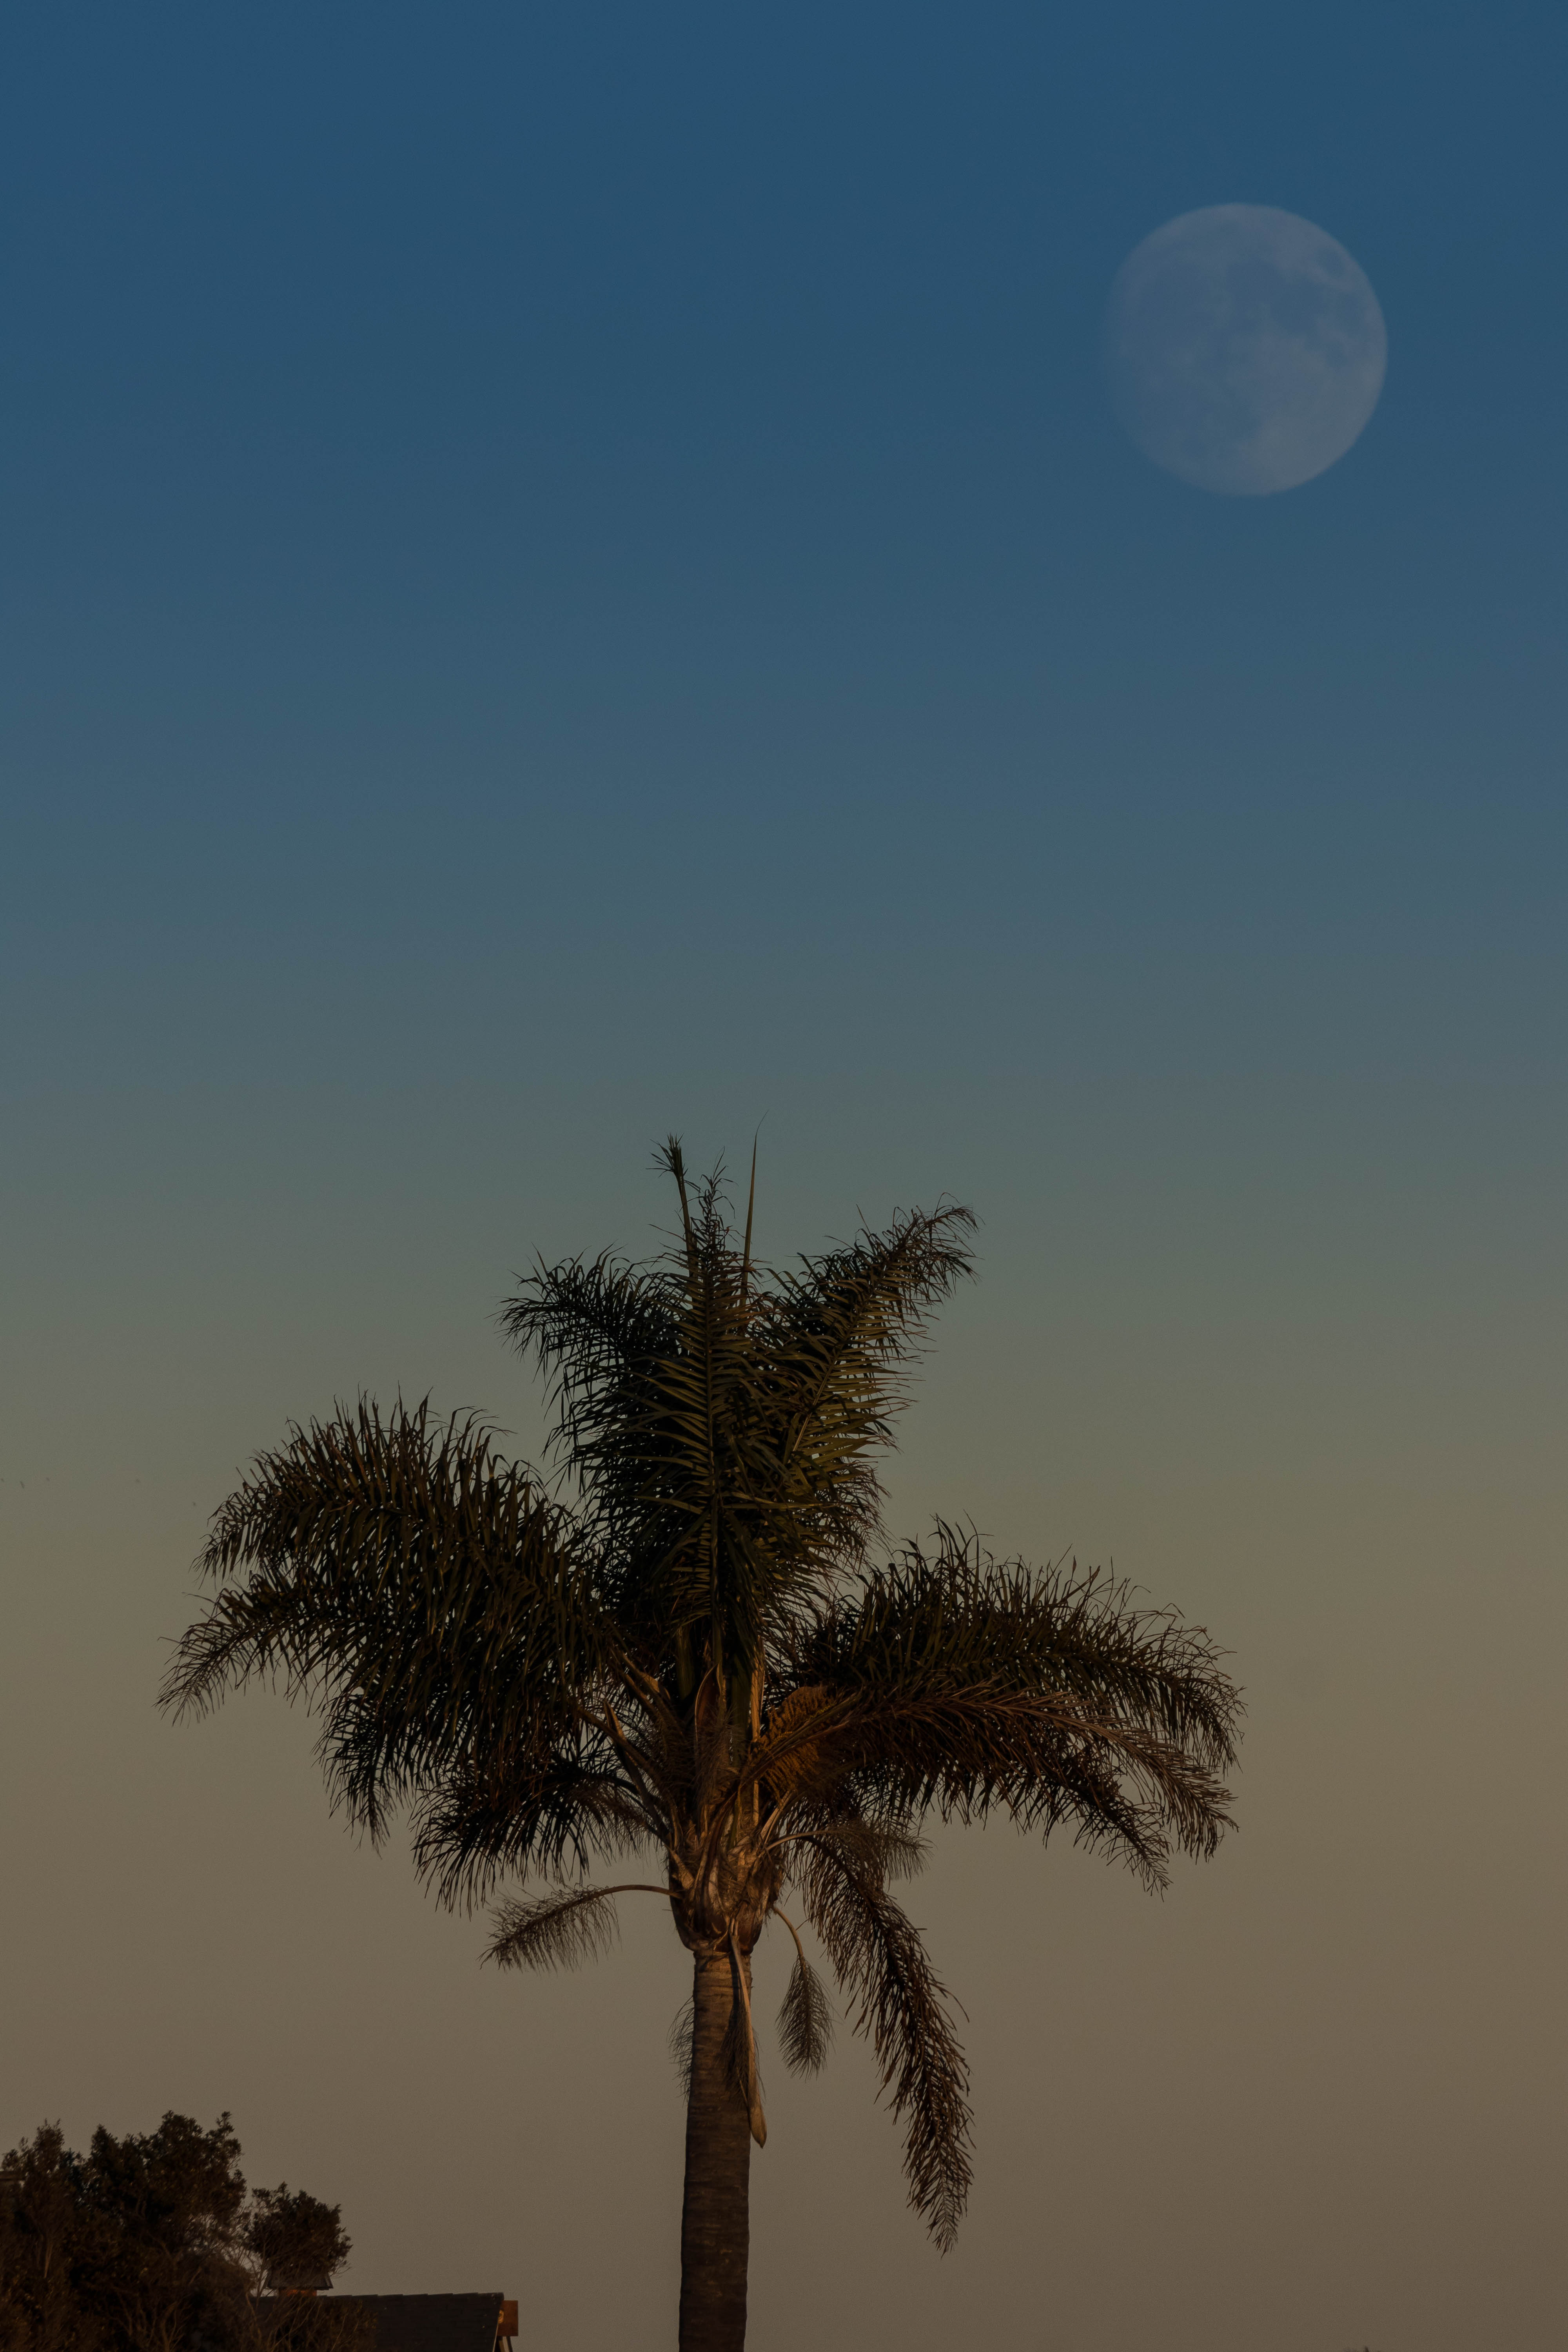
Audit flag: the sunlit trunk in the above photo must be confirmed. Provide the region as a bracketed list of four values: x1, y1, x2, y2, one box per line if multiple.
[678, 1948, 752, 2352]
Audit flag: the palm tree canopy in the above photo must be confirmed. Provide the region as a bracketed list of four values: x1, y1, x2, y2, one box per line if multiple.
[163, 1143, 1241, 2250]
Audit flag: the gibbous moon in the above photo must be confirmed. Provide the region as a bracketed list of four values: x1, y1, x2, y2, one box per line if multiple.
[1103, 205, 1387, 495]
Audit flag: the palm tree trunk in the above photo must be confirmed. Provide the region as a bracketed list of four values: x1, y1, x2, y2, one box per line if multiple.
[678, 1948, 752, 2352]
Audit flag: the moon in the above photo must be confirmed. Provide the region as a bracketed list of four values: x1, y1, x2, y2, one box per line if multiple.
[1103, 205, 1387, 495]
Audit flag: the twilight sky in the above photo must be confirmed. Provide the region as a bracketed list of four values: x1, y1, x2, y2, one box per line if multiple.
[1, 7, 1563, 2351]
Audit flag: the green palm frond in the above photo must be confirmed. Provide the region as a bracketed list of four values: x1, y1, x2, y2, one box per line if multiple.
[485, 1882, 671, 1973]
[499, 1251, 682, 1489]
[410, 1749, 662, 1911]
[857, 1529, 1239, 1762]
[843, 1689, 1224, 1886]
[762, 1205, 977, 1478]
[160, 1400, 612, 1843]
[502, 1154, 763, 1694]
[775, 1942, 835, 2076]
[500, 1160, 977, 1720]
[793, 1833, 972, 2250]
[768, 1530, 1241, 1883]
[743, 1204, 979, 1605]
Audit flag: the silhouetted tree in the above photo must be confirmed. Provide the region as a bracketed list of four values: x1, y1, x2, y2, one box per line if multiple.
[244, 2188, 349, 2296]
[0, 2118, 365, 2352]
[76, 2110, 248, 2352]
[163, 1144, 1243, 2352]
[0, 2126, 89, 2352]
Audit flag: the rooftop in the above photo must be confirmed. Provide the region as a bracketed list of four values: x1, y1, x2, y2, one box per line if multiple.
[320, 2295, 517, 2352]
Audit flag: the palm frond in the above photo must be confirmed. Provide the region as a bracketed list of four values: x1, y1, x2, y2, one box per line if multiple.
[770, 1532, 1242, 1884]
[499, 1252, 681, 1481]
[779, 1815, 928, 1881]
[817, 1527, 1241, 1772]
[158, 1400, 613, 1844]
[484, 1884, 628, 1973]
[501, 1169, 767, 1690]
[776, 1945, 834, 2076]
[771, 1687, 1228, 1890]
[410, 1750, 663, 1912]
[733, 1205, 980, 1605]
[667, 1994, 695, 2101]
[793, 1834, 971, 2249]
[766, 1203, 976, 1403]
[498, 1171, 978, 1713]
[720, 1956, 766, 2142]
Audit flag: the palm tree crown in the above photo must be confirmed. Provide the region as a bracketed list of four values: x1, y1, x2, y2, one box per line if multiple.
[163, 1144, 1241, 2351]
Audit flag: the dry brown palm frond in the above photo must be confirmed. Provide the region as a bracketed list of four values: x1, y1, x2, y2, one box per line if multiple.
[749, 1684, 841, 1806]
[719, 1938, 767, 2145]
[667, 1994, 695, 2100]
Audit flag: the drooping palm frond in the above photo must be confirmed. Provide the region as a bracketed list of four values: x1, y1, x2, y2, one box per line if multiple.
[160, 1400, 613, 1846]
[485, 1881, 674, 1973]
[835, 1529, 1240, 1767]
[410, 1744, 662, 1912]
[791, 1833, 971, 2250]
[762, 1530, 1241, 1886]
[775, 1937, 835, 2077]
[667, 1994, 695, 2100]
[865, 1694, 1218, 1885]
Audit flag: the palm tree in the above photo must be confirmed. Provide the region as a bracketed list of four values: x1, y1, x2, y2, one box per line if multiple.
[162, 1144, 1241, 2352]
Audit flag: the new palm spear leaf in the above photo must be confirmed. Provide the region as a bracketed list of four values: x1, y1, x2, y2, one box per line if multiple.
[163, 1144, 1242, 2352]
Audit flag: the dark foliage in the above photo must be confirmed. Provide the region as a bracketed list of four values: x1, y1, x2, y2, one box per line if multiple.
[244, 2189, 350, 2295]
[0, 2118, 367, 2352]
